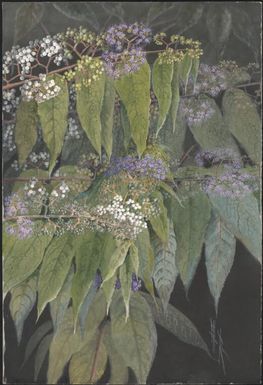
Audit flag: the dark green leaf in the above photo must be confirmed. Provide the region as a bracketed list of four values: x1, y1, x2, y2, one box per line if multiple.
[149, 191, 169, 244]
[101, 77, 115, 159]
[136, 229, 155, 296]
[34, 333, 53, 381]
[170, 62, 180, 133]
[120, 102, 131, 151]
[178, 54, 192, 93]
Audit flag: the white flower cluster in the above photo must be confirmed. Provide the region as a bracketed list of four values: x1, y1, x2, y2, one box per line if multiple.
[39, 36, 63, 65]
[3, 122, 16, 152]
[3, 89, 20, 114]
[65, 117, 82, 140]
[21, 74, 61, 103]
[11, 160, 19, 171]
[24, 178, 47, 197]
[15, 46, 37, 76]
[28, 151, 49, 168]
[51, 182, 70, 198]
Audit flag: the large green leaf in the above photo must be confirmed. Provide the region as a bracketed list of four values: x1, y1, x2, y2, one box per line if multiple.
[82, 289, 107, 335]
[111, 292, 157, 384]
[190, 57, 200, 90]
[149, 191, 169, 244]
[170, 62, 180, 133]
[187, 95, 240, 152]
[38, 74, 69, 174]
[101, 77, 115, 159]
[152, 219, 178, 311]
[119, 252, 134, 321]
[120, 102, 131, 151]
[76, 69, 105, 157]
[205, 211, 236, 314]
[114, 63, 151, 155]
[172, 187, 211, 291]
[136, 229, 155, 296]
[71, 232, 106, 324]
[4, 223, 53, 294]
[15, 100, 38, 165]
[222, 88, 261, 163]
[208, 192, 261, 263]
[37, 234, 74, 318]
[101, 240, 131, 284]
[178, 53, 192, 92]
[10, 273, 37, 343]
[34, 333, 53, 381]
[152, 58, 174, 136]
[142, 292, 211, 357]
[69, 327, 108, 384]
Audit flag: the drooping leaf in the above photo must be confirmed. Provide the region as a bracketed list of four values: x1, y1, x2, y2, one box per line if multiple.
[187, 95, 240, 152]
[119, 252, 133, 321]
[190, 57, 200, 90]
[170, 62, 180, 133]
[71, 232, 106, 324]
[115, 63, 151, 155]
[208, 192, 261, 263]
[222, 88, 261, 163]
[152, 219, 178, 311]
[10, 273, 37, 343]
[178, 54, 192, 93]
[152, 58, 174, 136]
[101, 77, 116, 159]
[120, 102, 131, 151]
[47, 306, 82, 384]
[101, 240, 131, 284]
[142, 292, 211, 357]
[14, 2, 44, 43]
[149, 191, 169, 244]
[37, 234, 75, 318]
[83, 289, 107, 335]
[15, 100, 38, 165]
[50, 265, 74, 331]
[111, 292, 157, 384]
[101, 273, 117, 315]
[38, 74, 69, 174]
[69, 327, 108, 384]
[171, 187, 211, 291]
[4, 223, 53, 294]
[76, 70, 105, 157]
[136, 229, 155, 296]
[22, 320, 53, 366]
[34, 333, 53, 381]
[129, 243, 139, 276]
[205, 211, 236, 314]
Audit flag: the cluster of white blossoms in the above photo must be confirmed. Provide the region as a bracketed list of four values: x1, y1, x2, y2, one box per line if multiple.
[3, 89, 20, 114]
[39, 36, 64, 65]
[65, 117, 82, 140]
[24, 177, 47, 198]
[28, 151, 50, 168]
[51, 182, 70, 199]
[3, 122, 16, 153]
[21, 74, 61, 103]
[15, 46, 37, 76]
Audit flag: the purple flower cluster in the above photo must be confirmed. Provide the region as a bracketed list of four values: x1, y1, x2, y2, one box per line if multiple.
[203, 171, 258, 198]
[195, 148, 242, 169]
[102, 23, 151, 78]
[192, 64, 228, 97]
[105, 154, 168, 180]
[5, 218, 34, 239]
[180, 99, 215, 126]
[114, 274, 142, 292]
[4, 193, 28, 217]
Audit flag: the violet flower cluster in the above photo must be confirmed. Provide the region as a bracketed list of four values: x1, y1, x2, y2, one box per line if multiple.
[180, 98, 215, 126]
[94, 271, 141, 292]
[191, 64, 228, 97]
[105, 154, 168, 180]
[102, 23, 152, 78]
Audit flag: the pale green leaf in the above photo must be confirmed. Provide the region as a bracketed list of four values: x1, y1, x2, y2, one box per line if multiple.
[152, 58, 174, 136]
[136, 229, 155, 296]
[149, 191, 169, 244]
[34, 333, 53, 381]
[111, 292, 157, 384]
[15, 100, 38, 165]
[172, 188, 211, 291]
[101, 274, 117, 315]
[10, 274, 37, 343]
[120, 102, 131, 151]
[178, 54, 192, 92]
[83, 289, 107, 335]
[205, 211, 236, 314]
[38, 74, 69, 174]
[101, 240, 131, 284]
[190, 57, 200, 90]
[76, 69, 105, 157]
[152, 219, 178, 311]
[170, 62, 180, 133]
[37, 234, 75, 318]
[101, 77, 115, 159]
[115, 63, 151, 155]
[208, 192, 261, 263]
[222, 88, 261, 163]
[120, 252, 134, 321]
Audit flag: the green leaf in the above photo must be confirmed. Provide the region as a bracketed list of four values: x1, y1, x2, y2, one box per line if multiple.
[205, 211, 236, 314]
[170, 62, 180, 133]
[208, 192, 261, 263]
[152, 58, 174, 136]
[188, 95, 240, 152]
[34, 333, 53, 381]
[78, 282, 97, 336]
[37, 234, 75, 318]
[15, 100, 38, 165]
[10, 274, 37, 343]
[142, 292, 211, 357]
[47, 306, 82, 384]
[111, 292, 157, 384]
[152, 219, 178, 311]
[115, 63, 151, 155]
[149, 191, 169, 244]
[172, 188, 211, 291]
[119, 253, 133, 321]
[136, 229, 155, 296]
[120, 102, 131, 151]
[22, 320, 53, 366]
[76, 69, 105, 157]
[98, 232, 118, 278]
[190, 57, 200, 90]
[14, 2, 44, 43]
[71, 232, 106, 324]
[178, 54, 192, 92]
[222, 88, 261, 163]
[101, 77, 115, 159]
[101, 240, 131, 284]
[129, 243, 139, 276]
[82, 289, 107, 335]
[50, 266, 74, 331]
[69, 327, 108, 384]
[101, 274, 116, 315]
[4, 223, 53, 294]
[38, 74, 69, 174]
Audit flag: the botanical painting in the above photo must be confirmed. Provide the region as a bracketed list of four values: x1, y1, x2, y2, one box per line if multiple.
[2, 2, 261, 384]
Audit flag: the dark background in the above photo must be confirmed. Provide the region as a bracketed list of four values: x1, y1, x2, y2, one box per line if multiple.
[2, 2, 262, 384]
